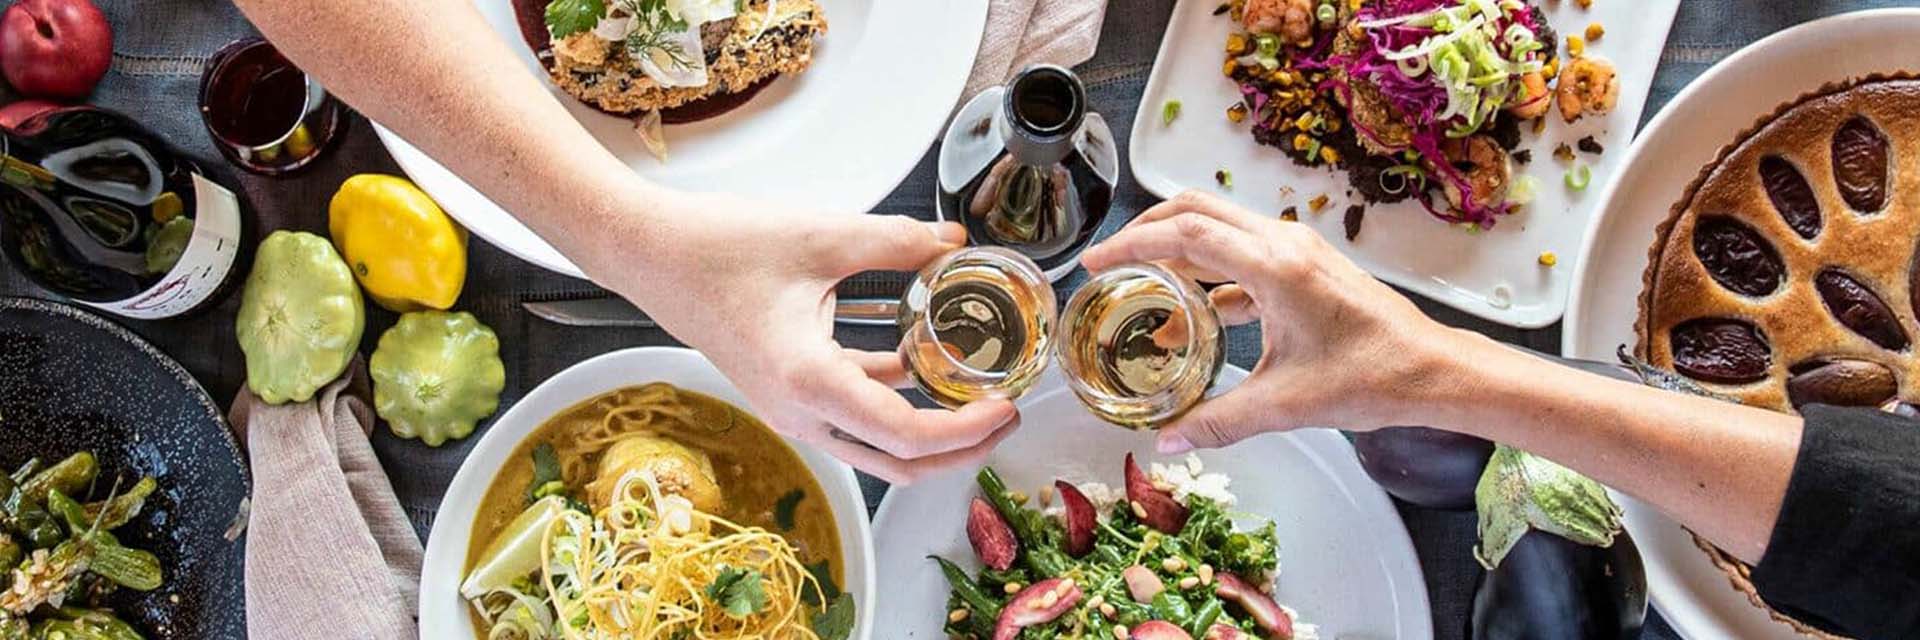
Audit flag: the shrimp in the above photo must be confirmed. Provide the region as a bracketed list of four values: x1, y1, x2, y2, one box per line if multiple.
[1506, 71, 1550, 120]
[1556, 56, 1620, 123]
[1244, 0, 1315, 45]
[1438, 135, 1513, 213]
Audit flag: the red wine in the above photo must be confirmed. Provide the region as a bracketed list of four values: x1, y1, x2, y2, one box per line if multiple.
[0, 106, 247, 318]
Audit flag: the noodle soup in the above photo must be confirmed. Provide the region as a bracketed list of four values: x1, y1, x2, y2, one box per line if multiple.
[461, 383, 849, 639]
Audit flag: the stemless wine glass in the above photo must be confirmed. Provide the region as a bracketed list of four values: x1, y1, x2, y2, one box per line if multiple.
[898, 247, 1058, 409]
[198, 37, 345, 176]
[1056, 262, 1225, 429]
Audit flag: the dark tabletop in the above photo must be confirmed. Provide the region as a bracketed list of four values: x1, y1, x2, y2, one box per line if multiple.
[3, 1, 1907, 638]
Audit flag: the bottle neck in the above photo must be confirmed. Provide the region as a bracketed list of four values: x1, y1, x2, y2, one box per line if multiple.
[1000, 65, 1087, 165]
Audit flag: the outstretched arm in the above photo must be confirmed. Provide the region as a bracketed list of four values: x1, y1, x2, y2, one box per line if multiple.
[1080, 191, 1798, 562]
[231, 0, 1019, 482]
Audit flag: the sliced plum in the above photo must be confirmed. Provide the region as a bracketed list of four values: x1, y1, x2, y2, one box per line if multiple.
[1758, 155, 1822, 239]
[1124, 453, 1190, 534]
[1055, 480, 1096, 557]
[1691, 216, 1784, 297]
[1203, 624, 1249, 640]
[1832, 115, 1891, 213]
[1786, 359, 1898, 408]
[1669, 318, 1772, 384]
[967, 497, 1019, 571]
[1817, 269, 1909, 350]
[1214, 572, 1296, 640]
[993, 578, 1082, 640]
[1129, 620, 1195, 640]
[1123, 564, 1165, 603]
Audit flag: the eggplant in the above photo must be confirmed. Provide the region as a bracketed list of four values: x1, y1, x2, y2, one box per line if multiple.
[1470, 530, 1647, 640]
[1352, 426, 1495, 510]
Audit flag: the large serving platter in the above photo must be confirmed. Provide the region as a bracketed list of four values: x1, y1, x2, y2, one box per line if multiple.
[1562, 9, 1920, 639]
[1131, 0, 1678, 327]
[871, 366, 1432, 639]
[418, 347, 876, 639]
[374, 1, 990, 278]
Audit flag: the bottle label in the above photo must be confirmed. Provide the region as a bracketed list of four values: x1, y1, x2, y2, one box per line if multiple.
[82, 174, 243, 319]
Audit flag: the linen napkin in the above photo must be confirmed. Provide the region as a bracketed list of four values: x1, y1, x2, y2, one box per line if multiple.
[228, 360, 422, 639]
[962, 0, 1112, 100]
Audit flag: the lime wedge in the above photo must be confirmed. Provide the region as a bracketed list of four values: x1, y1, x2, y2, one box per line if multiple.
[460, 495, 566, 599]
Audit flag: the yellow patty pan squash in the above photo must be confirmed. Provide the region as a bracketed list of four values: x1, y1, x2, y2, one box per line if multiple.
[235, 231, 365, 405]
[328, 174, 468, 313]
[370, 311, 505, 446]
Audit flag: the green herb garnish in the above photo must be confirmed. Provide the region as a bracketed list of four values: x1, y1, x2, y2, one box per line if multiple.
[1162, 100, 1183, 126]
[526, 443, 563, 505]
[1565, 163, 1592, 190]
[706, 566, 769, 619]
[810, 593, 856, 640]
[544, 0, 606, 39]
[773, 489, 805, 531]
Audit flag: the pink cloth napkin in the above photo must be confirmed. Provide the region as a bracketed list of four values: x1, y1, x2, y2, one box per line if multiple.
[228, 360, 422, 639]
[962, 0, 1111, 100]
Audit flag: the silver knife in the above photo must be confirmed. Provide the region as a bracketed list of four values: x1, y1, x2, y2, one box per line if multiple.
[524, 296, 900, 328]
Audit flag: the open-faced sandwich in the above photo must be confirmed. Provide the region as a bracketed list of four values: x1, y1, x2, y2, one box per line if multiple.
[934, 454, 1317, 640]
[521, 0, 827, 157]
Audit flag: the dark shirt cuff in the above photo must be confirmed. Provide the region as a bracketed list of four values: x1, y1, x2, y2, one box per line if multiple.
[1751, 405, 1920, 640]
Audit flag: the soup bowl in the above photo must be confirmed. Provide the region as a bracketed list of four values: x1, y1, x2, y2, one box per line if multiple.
[418, 347, 876, 639]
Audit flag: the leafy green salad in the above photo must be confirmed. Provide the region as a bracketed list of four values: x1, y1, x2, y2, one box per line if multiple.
[932, 455, 1317, 640]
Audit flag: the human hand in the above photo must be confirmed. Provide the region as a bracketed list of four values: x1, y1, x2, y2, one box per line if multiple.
[570, 189, 1020, 483]
[1080, 191, 1489, 453]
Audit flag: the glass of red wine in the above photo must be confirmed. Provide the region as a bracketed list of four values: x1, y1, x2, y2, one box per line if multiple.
[198, 37, 344, 176]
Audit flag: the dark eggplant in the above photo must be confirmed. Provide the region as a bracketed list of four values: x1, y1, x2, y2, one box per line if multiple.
[1352, 426, 1495, 510]
[1470, 530, 1647, 640]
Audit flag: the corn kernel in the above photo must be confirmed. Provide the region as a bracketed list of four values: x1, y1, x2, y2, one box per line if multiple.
[1294, 112, 1316, 130]
[1222, 59, 1239, 77]
[1280, 206, 1300, 222]
[1226, 33, 1251, 56]
[1309, 194, 1331, 212]
[1584, 22, 1605, 43]
[1575, 0, 1592, 7]
[1293, 133, 1312, 151]
[1567, 35, 1586, 57]
[1226, 103, 1249, 123]
[1539, 251, 1559, 267]
[1320, 146, 1340, 165]
[1542, 58, 1558, 79]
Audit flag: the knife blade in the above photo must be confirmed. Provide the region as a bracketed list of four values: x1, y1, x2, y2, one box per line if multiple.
[524, 297, 900, 328]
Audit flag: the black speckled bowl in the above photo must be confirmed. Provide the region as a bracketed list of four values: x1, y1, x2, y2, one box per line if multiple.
[0, 297, 248, 639]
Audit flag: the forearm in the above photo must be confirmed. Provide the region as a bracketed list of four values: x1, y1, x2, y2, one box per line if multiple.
[232, 0, 666, 278]
[1417, 331, 1801, 563]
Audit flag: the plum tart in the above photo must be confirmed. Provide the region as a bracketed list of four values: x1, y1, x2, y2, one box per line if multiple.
[1639, 75, 1920, 416]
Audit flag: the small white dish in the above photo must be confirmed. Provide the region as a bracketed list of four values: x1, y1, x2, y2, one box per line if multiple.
[417, 347, 875, 639]
[1129, 0, 1679, 328]
[1562, 9, 1920, 639]
[870, 366, 1432, 640]
[374, 1, 990, 278]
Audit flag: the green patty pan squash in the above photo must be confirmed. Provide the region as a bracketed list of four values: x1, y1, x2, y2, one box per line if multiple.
[371, 311, 504, 446]
[235, 231, 366, 405]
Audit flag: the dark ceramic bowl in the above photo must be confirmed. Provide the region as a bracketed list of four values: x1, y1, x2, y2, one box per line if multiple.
[0, 297, 247, 639]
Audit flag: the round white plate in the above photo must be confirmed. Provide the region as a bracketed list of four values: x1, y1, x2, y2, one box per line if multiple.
[1562, 9, 1920, 639]
[418, 347, 876, 639]
[871, 366, 1432, 640]
[1129, 0, 1679, 328]
[374, 1, 990, 278]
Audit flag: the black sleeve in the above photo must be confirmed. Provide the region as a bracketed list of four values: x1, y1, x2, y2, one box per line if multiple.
[1750, 404, 1920, 640]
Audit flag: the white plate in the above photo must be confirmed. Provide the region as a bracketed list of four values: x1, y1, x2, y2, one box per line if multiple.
[871, 366, 1432, 640]
[1562, 9, 1920, 639]
[1131, 1, 1678, 328]
[374, 1, 990, 278]
[417, 347, 876, 639]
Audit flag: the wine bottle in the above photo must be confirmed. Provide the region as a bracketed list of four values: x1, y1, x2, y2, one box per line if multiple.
[0, 106, 246, 319]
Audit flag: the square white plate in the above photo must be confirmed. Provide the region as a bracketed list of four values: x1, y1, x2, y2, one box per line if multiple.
[1130, 0, 1679, 327]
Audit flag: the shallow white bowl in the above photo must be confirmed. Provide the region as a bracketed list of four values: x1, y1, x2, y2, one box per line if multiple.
[418, 347, 876, 639]
[374, 0, 989, 278]
[1563, 9, 1920, 640]
[871, 366, 1432, 640]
